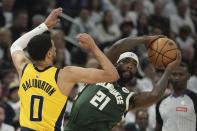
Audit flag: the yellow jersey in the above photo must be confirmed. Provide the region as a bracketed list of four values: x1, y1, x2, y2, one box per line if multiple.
[19, 64, 68, 131]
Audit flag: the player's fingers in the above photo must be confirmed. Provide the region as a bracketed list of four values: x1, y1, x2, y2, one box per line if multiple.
[54, 8, 63, 14]
[157, 35, 167, 38]
[50, 8, 62, 18]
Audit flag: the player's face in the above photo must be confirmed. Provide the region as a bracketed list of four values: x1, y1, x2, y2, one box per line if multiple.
[136, 110, 149, 129]
[116, 58, 137, 86]
[170, 66, 190, 91]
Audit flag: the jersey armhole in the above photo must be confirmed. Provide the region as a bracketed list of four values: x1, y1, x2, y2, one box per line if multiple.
[125, 92, 136, 111]
[21, 63, 28, 78]
[186, 90, 197, 130]
[155, 95, 169, 126]
[55, 68, 60, 84]
[156, 99, 163, 125]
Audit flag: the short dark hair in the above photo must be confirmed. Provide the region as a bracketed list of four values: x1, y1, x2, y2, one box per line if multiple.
[27, 33, 52, 61]
[179, 62, 189, 71]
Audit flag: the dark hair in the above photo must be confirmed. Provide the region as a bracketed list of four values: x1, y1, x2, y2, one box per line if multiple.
[27, 33, 52, 61]
[179, 62, 189, 71]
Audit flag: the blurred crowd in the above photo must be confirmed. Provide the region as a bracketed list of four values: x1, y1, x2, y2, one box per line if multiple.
[0, 0, 196, 130]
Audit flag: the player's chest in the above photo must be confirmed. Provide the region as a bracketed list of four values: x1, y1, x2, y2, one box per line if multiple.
[94, 83, 128, 106]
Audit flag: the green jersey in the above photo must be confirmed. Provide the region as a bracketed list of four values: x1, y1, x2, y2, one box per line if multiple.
[65, 82, 135, 131]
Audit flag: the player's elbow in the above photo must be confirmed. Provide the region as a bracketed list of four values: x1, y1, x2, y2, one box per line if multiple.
[10, 44, 22, 55]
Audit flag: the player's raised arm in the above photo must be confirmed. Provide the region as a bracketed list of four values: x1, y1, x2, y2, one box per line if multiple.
[10, 8, 62, 76]
[60, 33, 119, 84]
[106, 36, 165, 64]
[129, 51, 181, 110]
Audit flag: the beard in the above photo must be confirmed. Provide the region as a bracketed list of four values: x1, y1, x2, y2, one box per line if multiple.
[117, 67, 134, 87]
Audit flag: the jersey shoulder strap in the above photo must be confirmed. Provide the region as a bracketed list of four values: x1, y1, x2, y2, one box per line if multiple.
[21, 63, 29, 77]
[185, 89, 197, 130]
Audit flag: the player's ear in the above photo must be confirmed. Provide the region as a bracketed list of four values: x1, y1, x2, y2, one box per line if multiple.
[46, 48, 53, 58]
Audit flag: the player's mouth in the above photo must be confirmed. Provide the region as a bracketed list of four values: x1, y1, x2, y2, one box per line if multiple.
[122, 71, 133, 78]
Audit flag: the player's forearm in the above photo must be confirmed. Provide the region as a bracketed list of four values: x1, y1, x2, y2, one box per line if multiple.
[10, 23, 48, 54]
[106, 36, 149, 64]
[114, 36, 149, 49]
[92, 46, 119, 80]
[151, 70, 171, 100]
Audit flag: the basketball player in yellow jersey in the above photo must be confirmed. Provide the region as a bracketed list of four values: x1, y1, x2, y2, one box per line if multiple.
[10, 8, 119, 131]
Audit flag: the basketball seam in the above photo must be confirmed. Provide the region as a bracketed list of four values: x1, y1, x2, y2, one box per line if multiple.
[162, 55, 168, 67]
[154, 39, 159, 65]
[154, 39, 169, 66]
[149, 48, 177, 60]
[148, 39, 158, 59]
[148, 50, 157, 58]
[161, 48, 178, 59]
[162, 53, 177, 67]
[162, 55, 173, 66]
[162, 48, 178, 67]
[148, 39, 159, 58]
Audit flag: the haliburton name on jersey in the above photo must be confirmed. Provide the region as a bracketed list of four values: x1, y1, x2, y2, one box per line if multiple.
[21, 79, 56, 96]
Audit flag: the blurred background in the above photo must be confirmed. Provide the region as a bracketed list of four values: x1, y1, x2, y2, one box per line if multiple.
[0, 0, 196, 130]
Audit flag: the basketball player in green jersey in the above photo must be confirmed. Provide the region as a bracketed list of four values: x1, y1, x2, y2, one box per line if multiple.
[65, 36, 182, 131]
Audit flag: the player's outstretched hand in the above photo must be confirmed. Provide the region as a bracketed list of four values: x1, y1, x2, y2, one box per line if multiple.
[76, 33, 97, 51]
[166, 50, 182, 71]
[44, 8, 63, 29]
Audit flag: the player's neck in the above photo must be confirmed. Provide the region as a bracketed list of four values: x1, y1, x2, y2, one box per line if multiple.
[34, 60, 53, 69]
[173, 88, 187, 97]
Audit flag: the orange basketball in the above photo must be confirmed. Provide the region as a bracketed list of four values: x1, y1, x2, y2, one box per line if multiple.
[147, 38, 178, 69]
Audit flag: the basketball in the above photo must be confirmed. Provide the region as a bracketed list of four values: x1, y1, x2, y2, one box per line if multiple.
[147, 38, 178, 69]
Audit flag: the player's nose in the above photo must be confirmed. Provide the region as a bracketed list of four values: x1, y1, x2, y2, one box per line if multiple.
[127, 65, 133, 71]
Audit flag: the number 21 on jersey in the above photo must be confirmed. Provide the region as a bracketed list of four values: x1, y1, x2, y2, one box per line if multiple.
[90, 90, 111, 111]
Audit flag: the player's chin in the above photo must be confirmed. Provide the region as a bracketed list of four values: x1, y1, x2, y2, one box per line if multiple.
[122, 72, 133, 79]
[171, 79, 183, 86]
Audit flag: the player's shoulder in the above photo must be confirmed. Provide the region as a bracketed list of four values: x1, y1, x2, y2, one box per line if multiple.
[58, 66, 76, 79]
[185, 89, 197, 96]
[185, 89, 197, 103]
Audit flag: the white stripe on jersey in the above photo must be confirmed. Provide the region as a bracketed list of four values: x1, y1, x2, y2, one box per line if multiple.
[125, 92, 136, 111]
